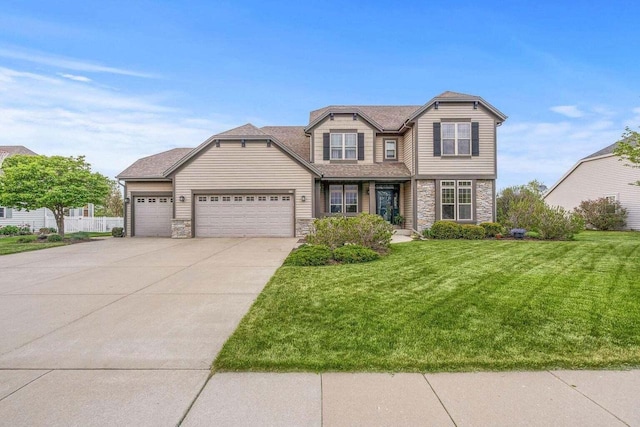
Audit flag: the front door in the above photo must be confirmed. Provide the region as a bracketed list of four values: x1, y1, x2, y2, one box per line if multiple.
[376, 185, 399, 223]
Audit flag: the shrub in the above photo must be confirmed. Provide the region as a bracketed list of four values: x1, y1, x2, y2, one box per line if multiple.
[18, 226, 31, 235]
[536, 206, 584, 240]
[574, 198, 628, 231]
[0, 225, 20, 236]
[39, 227, 57, 235]
[46, 234, 63, 242]
[430, 221, 462, 239]
[479, 222, 503, 238]
[284, 244, 333, 266]
[111, 227, 124, 237]
[70, 232, 90, 241]
[307, 214, 393, 252]
[333, 245, 380, 264]
[421, 228, 432, 239]
[460, 224, 486, 240]
[16, 235, 37, 243]
[525, 231, 541, 239]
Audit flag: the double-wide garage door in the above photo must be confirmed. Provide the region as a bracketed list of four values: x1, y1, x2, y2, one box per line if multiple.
[195, 194, 293, 237]
[134, 196, 173, 237]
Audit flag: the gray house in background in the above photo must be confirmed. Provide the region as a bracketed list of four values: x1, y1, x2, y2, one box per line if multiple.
[544, 142, 640, 230]
[117, 91, 507, 238]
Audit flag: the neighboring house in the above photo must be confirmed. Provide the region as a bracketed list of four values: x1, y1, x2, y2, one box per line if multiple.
[117, 91, 507, 238]
[0, 146, 96, 231]
[544, 141, 640, 230]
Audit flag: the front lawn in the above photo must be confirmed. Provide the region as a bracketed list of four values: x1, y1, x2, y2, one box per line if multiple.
[0, 236, 66, 255]
[214, 231, 640, 372]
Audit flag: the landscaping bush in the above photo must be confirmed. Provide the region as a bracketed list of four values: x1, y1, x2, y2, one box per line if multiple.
[15, 235, 37, 243]
[111, 227, 124, 237]
[333, 245, 380, 264]
[430, 221, 462, 239]
[307, 213, 393, 252]
[460, 224, 486, 240]
[480, 222, 503, 238]
[46, 234, 63, 242]
[536, 206, 584, 240]
[0, 225, 20, 236]
[525, 231, 541, 239]
[574, 198, 628, 231]
[18, 226, 31, 235]
[70, 232, 90, 241]
[39, 227, 57, 235]
[284, 244, 333, 266]
[421, 228, 431, 239]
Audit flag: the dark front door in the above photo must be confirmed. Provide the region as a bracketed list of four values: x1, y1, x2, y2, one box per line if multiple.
[376, 185, 399, 222]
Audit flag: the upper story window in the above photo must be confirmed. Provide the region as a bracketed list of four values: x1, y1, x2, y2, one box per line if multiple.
[442, 122, 471, 156]
[385, 140, 397, 160]
[330, 133, 357, 160]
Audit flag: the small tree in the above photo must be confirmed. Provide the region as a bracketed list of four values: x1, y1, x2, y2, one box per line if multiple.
[0, 155, 110, 236]
[95, 179, 124, 217]
[496, 180, 546, 228]
[613, 127, 640, 186]
[574, 198, 628, 230]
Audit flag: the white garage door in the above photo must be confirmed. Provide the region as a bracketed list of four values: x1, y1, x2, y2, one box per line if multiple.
[195, 194, 293, 237]
[134, 196, 173, 237]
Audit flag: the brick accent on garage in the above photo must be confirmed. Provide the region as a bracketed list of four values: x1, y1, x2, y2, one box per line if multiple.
[171, 219, 192, 238]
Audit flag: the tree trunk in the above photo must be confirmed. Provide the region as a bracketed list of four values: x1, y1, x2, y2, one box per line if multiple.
[54, 208, 65, 237]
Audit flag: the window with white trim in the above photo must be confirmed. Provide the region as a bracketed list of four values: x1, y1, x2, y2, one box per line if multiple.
[330, 133, 357, 160]
[385, 140, 397, 159]
[441, 180, 473, 220]
[442, 123, 471, 155]
[329, 184, 358, 213]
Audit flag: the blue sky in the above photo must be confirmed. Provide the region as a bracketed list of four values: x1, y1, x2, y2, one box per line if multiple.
[0, 0, 638, 189]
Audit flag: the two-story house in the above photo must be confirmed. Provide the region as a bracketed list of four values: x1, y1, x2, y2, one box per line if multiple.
[117, 91, 507, 238]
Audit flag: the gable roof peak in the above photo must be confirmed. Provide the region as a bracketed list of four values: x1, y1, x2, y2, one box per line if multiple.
[436, 90, 479, 99]
[213, 123, 268, 138]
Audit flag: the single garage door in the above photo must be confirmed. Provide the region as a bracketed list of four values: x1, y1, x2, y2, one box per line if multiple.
[134, 196, 173, 237]
[195, 194, 293, 237]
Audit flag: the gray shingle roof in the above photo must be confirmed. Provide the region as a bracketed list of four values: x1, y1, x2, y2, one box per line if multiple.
[314, 163, 411, 179]
[261, 126, 310, 162]
[213, 123, 268, 138]
[116, 148, 192, 179]
[0, 146, 37, 156]
[308, 106, 421, 131]
[582, 142, 619, 160]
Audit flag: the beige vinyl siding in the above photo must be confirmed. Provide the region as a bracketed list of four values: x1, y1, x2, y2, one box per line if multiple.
[402, 182, 413, 229]
[174, 142, 313, 221]
[416, 103, 496, 176]
[375, 135, 404, 163]
[312, 114, 375, 164]
[125, 181, 173, 236]
[362, 182, 370, 213]
[403, 127, 414, 174]
[545, 156, 640, 230]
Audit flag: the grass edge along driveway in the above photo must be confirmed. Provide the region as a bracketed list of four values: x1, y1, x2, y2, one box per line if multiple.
[214, 231, 640, 373]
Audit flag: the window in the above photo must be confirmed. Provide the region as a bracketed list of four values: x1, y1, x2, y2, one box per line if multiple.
[385, 140, 397, 159]
[211, 196, 219, 202]
[246, 196, 255, 202]
[258, 196, 267, 201]
[159, 198, 168, 203]
[0, 207, 4, 218]
[282, 196, 291, 201]
[329, 184, 358, 213]
[270, 196, 279, 201]
[234, 196, 242, 202]
[222, 196, 231, 202]
[441, 122, 471, 155]
[148, 198, 156, 203]
[330, 133, 357, 160]
[137, 198, 145, 203]
[441, 180, 472, 220]
[198, 196, 207, 202]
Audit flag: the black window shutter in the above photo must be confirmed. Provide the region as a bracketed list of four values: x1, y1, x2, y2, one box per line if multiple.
[323, 133, 330, 160]
[357, 133, 365, 160]
[471, 122, 479, 156]
[433, 123, 441, 157]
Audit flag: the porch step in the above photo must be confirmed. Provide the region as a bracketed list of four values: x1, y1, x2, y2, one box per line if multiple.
[394, 229, 412, 236]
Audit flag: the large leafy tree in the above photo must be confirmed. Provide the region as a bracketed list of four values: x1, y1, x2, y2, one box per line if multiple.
[613, 127, 640, 186]
[0, 155, 110, 236]
[95, 179, 124, 217]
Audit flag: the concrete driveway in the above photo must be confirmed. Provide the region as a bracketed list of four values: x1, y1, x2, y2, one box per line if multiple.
[0, 237, 297, 426]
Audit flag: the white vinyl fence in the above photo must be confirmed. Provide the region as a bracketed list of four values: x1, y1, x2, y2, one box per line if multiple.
[44, 216, 124, 233]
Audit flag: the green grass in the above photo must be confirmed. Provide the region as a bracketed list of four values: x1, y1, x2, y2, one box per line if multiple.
[0, 236, 66, 255]
[214, 231, 640, 373]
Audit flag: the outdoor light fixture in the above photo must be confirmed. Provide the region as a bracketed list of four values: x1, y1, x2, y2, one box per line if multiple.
[179, 195, 186, 203]
[124, 197, 130, 204]
[301, 195, 306, 202]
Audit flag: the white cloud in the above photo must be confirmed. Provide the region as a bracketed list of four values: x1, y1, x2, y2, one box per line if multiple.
[58, 73, 91, 82]
[0, 46, 156, 78]
[0, 66, 238, 180]
[550, 105, 584, 118]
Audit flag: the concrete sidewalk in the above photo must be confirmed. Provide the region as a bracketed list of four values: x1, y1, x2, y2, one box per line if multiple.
[182, 370, 639, 427]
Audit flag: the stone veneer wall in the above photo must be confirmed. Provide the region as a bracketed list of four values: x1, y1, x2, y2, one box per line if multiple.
[171, 219, 192, 238]
[296, 218, 312, 237]
[416, 179, 436, 231]
[476, 180, 494, 223]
